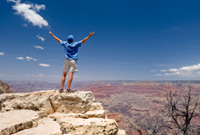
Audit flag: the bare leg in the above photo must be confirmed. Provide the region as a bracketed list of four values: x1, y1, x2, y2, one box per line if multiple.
[61, 72, 67, 89]
[67, 72, 74, 90]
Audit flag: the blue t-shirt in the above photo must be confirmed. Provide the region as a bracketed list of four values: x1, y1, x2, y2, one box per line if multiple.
[60, 40, 82, 60]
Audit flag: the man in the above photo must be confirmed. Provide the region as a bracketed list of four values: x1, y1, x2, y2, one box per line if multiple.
[49, 31, 95, 93]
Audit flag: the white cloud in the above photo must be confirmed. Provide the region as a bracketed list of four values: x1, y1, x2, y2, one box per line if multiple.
[34, 45, 44, 50]
[34, 4, 45, 11]
[0, 52, 5, 56]
[16, 57, 24, 60]
[16, 56, 37, 61]
[39, 63, 50, 67]
[157, 63, 200, 78]
[7, 0, 48, 28]
[7, 0, 20, 4]
[26, 56, 37, 61]
[36, 35, 45, 42]
[169, 68, 178, 72]
[179, 64, 200, 71]
[164, 72, 180, 76]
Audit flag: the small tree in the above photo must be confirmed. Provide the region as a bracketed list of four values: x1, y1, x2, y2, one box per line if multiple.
[134, 112, 167, 135]
[166, 86, 200, 135]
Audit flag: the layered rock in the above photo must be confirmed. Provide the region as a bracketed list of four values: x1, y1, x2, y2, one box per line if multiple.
[0, 90, 94, 114]
[14, 118, 62, 135]
[0, 80, 12, 94]
[0, 90, 126, 135]
[0, 110, 47, 135]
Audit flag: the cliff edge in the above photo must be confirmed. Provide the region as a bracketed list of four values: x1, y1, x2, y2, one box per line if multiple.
[0, 90, 126, 135]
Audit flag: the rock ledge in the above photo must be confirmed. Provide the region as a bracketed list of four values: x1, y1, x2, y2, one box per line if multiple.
[0, 90, 126, 135]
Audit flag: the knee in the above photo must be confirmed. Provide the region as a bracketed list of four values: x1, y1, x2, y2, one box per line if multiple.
[63, 72, 67, 77]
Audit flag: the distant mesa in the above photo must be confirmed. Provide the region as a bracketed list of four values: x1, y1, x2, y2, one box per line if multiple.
[0, 80, 12, 94]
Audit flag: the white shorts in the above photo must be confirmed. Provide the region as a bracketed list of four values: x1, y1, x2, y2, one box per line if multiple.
[63, 58, 78, 72]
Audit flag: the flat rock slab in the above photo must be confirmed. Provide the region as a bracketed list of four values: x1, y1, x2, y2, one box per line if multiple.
[85, 110, 106, 118]
[0, 90, 95, 114]
[57, 117, 118, 135]
[14, 118, 62, 135]
[0, 110, 47, 135]
[49, 109, 106, 119]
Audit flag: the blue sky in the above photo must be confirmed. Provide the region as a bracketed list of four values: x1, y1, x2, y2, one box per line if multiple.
[1, 0, 200, 82]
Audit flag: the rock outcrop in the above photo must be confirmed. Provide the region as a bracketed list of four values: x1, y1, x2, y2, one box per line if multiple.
[0, 90, 126, 135]
[0, 81, 12, 94]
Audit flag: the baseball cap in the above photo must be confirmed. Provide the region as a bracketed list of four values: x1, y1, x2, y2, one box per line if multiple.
[67, 35, 74, 40]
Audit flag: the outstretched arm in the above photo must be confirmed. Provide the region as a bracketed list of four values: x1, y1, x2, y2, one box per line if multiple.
[81, 32, 95, 44]
[49, 31, 61, 43]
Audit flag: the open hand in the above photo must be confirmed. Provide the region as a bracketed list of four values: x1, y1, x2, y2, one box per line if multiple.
[89, 32, 95, 37]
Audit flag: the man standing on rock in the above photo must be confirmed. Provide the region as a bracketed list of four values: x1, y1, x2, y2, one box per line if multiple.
[49, 31, 95, 93]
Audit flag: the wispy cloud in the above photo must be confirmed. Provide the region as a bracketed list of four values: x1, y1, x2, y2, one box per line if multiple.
[36, 35, 45, 41]
[49, 75, 60, 78]
[34, 45, 44, 50]
[39, 63, 50, 67]
[155, 63, 200, 78]
[38, 74, 44, 77]
[25, 74, 44, 77]
[0, 52, 5, 56]
[160, 70, 167, 72]
[7, 0, 48, 28]
[16, 56, 37, 61]
[154, 74, 162, 77]
[26, 56, 37, 61]
[0, 74, 6, 77]
[16, 57, 24, 60]
[34, 4, 45, 11]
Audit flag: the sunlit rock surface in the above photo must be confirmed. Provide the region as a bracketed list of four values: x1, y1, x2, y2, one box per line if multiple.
[0, 90, 126, 135]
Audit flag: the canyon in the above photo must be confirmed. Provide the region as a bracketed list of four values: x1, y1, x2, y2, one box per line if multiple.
[4, 80, 200, 134]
